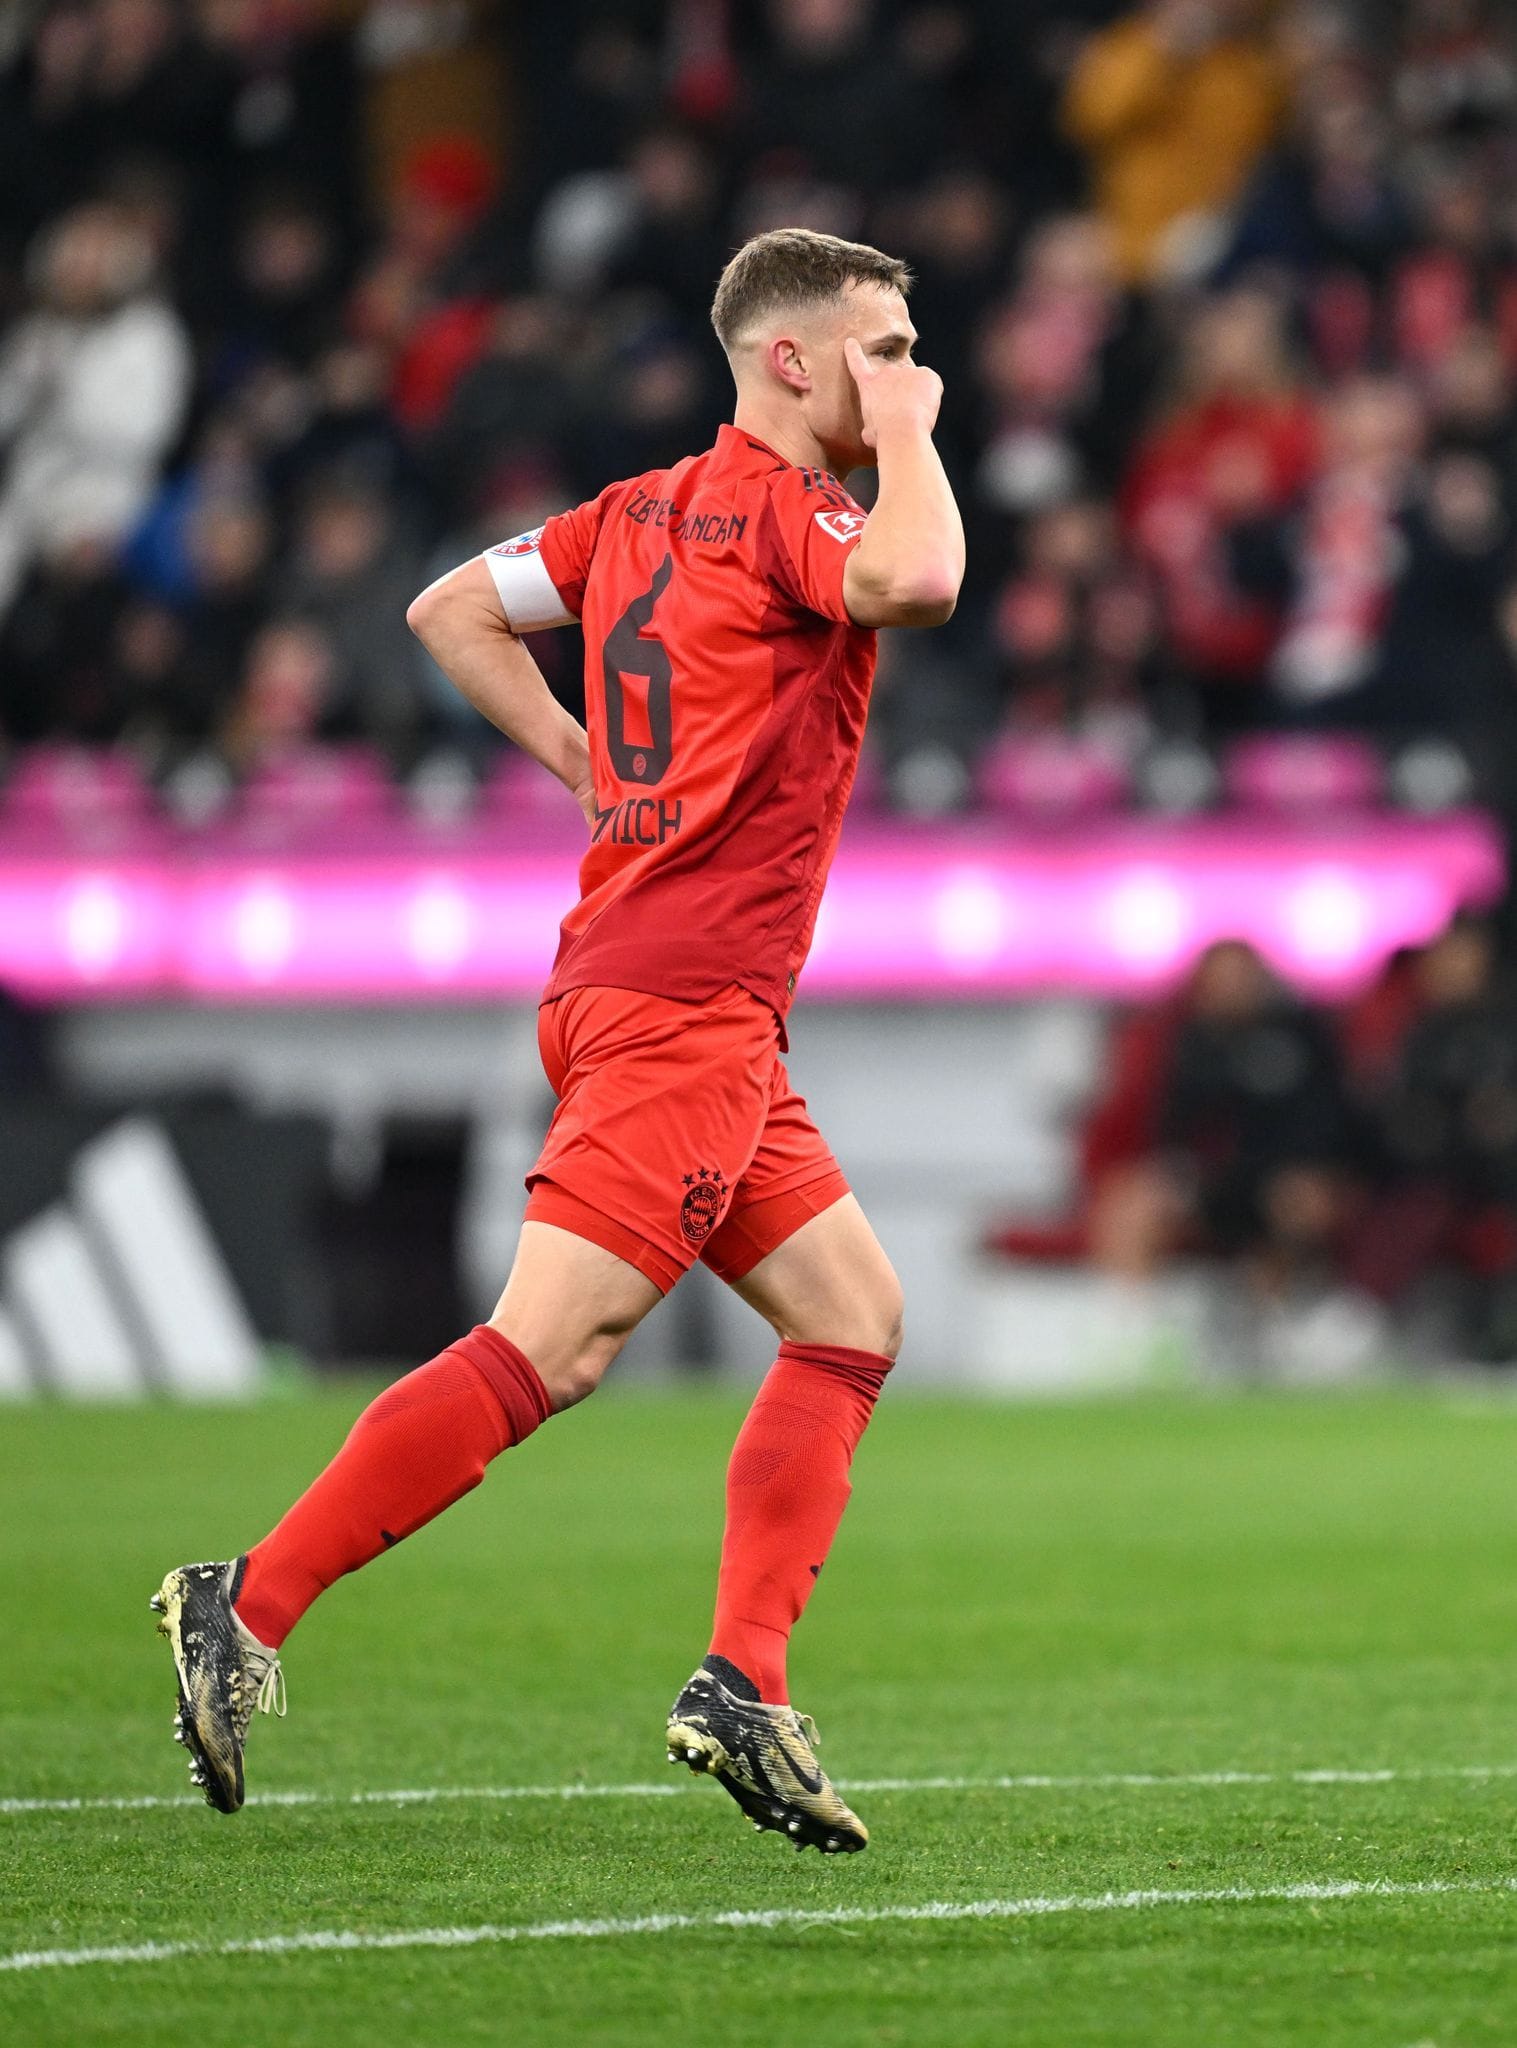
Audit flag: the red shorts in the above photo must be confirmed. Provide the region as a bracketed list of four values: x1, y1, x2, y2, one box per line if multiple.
[524, 983, 849, 1294]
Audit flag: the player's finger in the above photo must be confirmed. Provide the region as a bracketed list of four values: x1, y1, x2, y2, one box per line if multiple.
[843, 336, 873, 383]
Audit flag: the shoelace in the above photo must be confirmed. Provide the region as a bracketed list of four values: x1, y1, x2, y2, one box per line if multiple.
[250, 1652, 286, 1719]
[231, 1648, 286, 1737]
[789, 1710, 821, 1751]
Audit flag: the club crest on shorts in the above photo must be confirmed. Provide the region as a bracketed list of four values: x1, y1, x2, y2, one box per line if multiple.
[679, 1166, 730, 1244]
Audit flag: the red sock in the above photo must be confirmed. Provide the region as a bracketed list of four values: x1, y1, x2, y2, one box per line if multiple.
[708, 1341, 891, 1704]
[233, 1327, 551, 1648]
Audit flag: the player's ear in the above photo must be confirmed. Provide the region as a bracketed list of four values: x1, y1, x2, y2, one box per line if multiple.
[767, 335, 812, 395]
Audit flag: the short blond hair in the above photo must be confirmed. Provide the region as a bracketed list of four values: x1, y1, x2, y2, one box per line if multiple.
[710, 228, 912, 352]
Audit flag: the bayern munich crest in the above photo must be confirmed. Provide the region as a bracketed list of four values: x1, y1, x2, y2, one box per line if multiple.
[679, 1167, 730, 1244]
[490, 526, 544, 558]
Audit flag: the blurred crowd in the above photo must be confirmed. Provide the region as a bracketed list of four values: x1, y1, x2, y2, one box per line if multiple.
[991, 915, 1517, 1369]
[3, 0, 1517, 818]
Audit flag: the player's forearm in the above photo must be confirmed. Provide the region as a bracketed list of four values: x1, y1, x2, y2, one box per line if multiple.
[407, 573, 591, 802]
[846, 424, 965, 629]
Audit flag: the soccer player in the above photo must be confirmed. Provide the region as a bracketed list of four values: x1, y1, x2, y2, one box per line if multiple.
[151, 229, 965, 1854]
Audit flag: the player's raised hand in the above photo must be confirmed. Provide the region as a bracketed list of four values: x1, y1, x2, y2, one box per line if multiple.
[844, 336, 943, 450]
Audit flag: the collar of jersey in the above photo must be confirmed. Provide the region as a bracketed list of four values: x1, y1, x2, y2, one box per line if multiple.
[716, 422, 793, 473]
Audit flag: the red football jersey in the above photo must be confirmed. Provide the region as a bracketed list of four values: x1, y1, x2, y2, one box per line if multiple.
[483, 424, 877, 1020]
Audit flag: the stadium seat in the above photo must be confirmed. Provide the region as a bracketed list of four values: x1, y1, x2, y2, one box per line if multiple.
[974, 731, 1132, 819]
[232, 745, 399, 846]
[0, 746, 165, 852]
[2, 746, 156, 822]
[1224, 734, 1383, 813]
[480, 748, 592, 839]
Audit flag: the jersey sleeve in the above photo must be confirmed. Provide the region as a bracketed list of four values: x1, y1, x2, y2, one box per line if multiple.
[768, 468, 871, 624]
[481, 484, 618, 630]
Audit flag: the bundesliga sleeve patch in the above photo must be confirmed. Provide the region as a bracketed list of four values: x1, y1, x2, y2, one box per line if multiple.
[480, 528, 576, 631]
[814, 507, 867, 544]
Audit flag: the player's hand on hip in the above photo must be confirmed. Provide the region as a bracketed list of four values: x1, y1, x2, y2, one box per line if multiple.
[844, 337, 943, 450]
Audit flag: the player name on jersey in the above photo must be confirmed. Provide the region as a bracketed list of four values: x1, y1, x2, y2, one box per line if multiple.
[592, 795, 685, 846]
[622, 488, 749, 545]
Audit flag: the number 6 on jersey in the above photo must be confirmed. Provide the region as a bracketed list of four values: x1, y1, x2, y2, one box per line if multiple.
[602, 554, 675, 785]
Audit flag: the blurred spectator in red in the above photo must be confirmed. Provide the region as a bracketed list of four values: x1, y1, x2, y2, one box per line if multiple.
[1387, 155, 1517, 382]
[0, 201, 191, 620]
[1123, 286, 1319, 727]
[351, 134, 498, 432]
[1063, 0, 1285, 285]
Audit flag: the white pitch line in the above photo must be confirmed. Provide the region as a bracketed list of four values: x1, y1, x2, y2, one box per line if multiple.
[5, 1761, 1517, 1818]
[0, 1782, 682, 1816]
[3, 1876, 1515, 1974]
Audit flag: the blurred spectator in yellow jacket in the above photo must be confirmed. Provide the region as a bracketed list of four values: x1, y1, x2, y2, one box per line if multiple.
[1063, 0, 1286, 285]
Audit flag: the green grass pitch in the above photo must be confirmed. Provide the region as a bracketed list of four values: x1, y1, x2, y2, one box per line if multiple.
[3, 1383, 1517, 2045]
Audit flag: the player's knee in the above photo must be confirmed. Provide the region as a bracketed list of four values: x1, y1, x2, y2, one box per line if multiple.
[541, 1358, 604, 1410]
[824, 1271, 904, 1361]
[768, 1266, 904, 1360]
[525, 1348, 603, 1412]
[513, 1317, 636, 1413]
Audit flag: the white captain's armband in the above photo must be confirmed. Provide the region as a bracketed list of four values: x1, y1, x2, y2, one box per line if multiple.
[481, 527, 575, 631]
